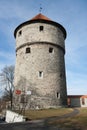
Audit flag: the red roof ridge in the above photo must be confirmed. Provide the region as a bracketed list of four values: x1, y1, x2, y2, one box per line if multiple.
[30, 13, 52, 21]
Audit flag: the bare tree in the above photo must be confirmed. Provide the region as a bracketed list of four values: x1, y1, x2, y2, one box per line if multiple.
[0, 65, 14, 109]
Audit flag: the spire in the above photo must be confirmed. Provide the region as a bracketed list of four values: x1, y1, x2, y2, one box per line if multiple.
[39, 4, 42, 13]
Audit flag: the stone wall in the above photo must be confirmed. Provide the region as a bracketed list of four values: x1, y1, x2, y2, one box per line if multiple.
[14, 21, 67, 109]
[15, 23, 65, 50]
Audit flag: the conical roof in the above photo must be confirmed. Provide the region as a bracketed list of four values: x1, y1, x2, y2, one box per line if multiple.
[30, 13, 51, 21]
[14, 13, 66, 39]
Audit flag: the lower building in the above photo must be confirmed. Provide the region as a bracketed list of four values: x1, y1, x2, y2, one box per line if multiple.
[67, 95, 87, 107]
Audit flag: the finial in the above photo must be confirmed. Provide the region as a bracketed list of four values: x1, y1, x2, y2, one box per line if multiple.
[39, 4, 42, 13]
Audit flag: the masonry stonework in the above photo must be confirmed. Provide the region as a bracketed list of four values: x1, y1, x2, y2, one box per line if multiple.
[14, 14, 67, 109]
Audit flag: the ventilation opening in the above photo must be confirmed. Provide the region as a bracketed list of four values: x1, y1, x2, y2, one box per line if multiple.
[57, 92, 60, 99]
[39, 26, 44, 31]
[26, 47, 31, 53]
[18, 30, 22, 37]
[38, 71, 43, 78]
[49, 47, 53, 53]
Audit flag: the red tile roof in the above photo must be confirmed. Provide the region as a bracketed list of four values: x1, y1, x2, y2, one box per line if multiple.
[81, 95, 87, 98]
[68, 95, 87, 98]
[30, 13, 51, 21]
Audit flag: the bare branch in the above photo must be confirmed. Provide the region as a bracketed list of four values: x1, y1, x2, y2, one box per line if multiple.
[0, 65, 15, 109]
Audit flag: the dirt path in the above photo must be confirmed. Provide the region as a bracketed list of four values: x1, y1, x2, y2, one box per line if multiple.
[43, 108, 80, 128]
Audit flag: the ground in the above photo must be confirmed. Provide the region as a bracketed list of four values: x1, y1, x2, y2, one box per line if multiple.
[23, 108, 87, 129]
[1, 108, 87, 130]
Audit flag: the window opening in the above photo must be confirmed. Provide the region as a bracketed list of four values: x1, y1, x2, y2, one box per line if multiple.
[18, 30, 22, 37]
[57, 92, 60, 99]
[38, 71, 43, 78]
[49, 47, 53, 53]
[26, 47, 31, 53]
[39, 26, 44, 31]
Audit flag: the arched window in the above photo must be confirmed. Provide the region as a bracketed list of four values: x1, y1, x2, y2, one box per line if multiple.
[26, 47, 31, 53]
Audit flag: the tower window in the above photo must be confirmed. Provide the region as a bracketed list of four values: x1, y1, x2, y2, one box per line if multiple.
[38, 71, 43, 78]
[26, 47, 31, 53]
[49, 47, 53, 53]
[39, 26, 44, 31]
[57, 92, 60, 99]
[18, 30, 22, 37]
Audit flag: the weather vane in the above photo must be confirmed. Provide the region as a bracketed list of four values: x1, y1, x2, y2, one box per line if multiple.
[39, 4, 42, 13]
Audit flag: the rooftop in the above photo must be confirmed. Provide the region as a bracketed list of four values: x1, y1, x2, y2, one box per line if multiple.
[30, 13, 51, 21]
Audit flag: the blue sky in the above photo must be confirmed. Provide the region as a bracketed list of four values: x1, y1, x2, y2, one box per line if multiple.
[0, 0, 87, 95]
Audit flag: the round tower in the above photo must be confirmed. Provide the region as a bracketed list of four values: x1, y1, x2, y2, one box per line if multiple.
[14, 13, 67, 109]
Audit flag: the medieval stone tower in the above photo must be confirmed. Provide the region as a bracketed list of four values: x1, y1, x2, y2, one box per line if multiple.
[14, 13, 67, 109]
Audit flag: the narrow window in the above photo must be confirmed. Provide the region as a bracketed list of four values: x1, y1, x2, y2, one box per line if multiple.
[82, 98, 85, 105]
[26, 47, 31, 53]
[39, 26, 44, 31]
[49, 47, 53, 53]
[57, 92, 60, 99]
[18, 30, 22, 37]
[60, 73, 65, 78]
[38, 71, 43, 78]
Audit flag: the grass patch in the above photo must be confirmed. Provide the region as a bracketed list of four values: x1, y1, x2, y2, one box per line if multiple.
[24, 108, 72, 120]
[15, 108, 87, 129]
[50, 108, 87, 129]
